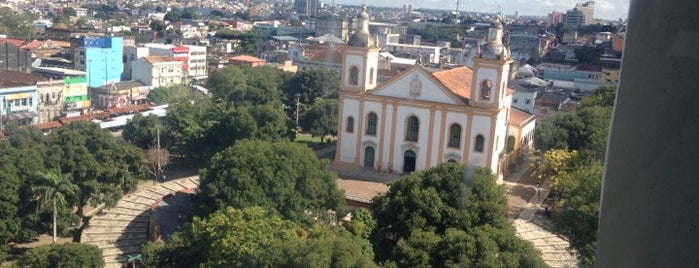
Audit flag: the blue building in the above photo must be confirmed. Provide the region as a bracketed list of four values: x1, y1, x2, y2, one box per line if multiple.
[0, 82, 38, 129]
[78, 37, 123, 88]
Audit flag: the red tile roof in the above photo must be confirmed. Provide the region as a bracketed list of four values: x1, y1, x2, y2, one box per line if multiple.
[433, 66, 473, 100]
[36, 121, 62, 130]
[21, 40, 44, 50]
[229, 55, 265, 62]
[337, 179, 389, 202]
[509, 107, 535, 126]
[106, 104, 152, 115]
[0, 38, 28, 47]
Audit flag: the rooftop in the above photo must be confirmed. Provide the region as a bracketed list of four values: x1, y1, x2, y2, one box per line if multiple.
[509, 107, 535, 126]
[229, 55, 265, 62]
[145, 55, 177, 64]
[433, 66, 473, 100]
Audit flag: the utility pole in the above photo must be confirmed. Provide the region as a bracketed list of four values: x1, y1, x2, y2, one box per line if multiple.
[295, 93, 300, 125]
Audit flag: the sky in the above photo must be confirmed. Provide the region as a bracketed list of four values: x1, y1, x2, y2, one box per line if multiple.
[332, 0, 630, 21]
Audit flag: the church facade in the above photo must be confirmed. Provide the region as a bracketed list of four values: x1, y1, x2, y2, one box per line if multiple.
[334, 8, 535, 177]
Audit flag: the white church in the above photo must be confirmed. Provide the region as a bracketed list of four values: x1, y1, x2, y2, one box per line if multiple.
[334, 7, 536, 178]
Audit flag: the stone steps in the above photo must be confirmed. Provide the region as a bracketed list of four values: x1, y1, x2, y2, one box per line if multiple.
[87, 238, 146, 248]
[82, 232, 147, 242]
[122, 197, 157, 207]
[83, 226, 148, 234]
[160, 183, 187, 194]
[133, 191, 164, 202]
[147, 187, 172, 196]
[80, 176, 201, 267]
[101, 207, 146, 217]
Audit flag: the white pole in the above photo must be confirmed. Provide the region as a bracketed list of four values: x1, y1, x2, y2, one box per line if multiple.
[156, 127, 161, 182]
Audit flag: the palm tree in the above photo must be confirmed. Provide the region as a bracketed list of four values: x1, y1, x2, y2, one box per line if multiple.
[33, 169, 80, 243]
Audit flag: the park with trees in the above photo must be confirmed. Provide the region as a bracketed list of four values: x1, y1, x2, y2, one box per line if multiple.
[0, 121, 147, 263]
[0, 66, 617, 267]
[531, 86, 616, 266]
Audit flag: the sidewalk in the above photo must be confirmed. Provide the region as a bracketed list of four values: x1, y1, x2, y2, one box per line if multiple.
[504, 159, 579, 268]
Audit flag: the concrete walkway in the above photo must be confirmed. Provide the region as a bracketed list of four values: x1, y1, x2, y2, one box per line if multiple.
[504, 161, 579, 268]
[80, 176, 199, 268]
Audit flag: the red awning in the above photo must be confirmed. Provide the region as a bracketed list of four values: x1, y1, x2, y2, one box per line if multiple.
[106, 104, 152, 115]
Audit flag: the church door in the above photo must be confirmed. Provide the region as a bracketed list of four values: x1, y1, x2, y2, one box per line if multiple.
[364, 147, 375, 168]
[403, 150, 416, 173]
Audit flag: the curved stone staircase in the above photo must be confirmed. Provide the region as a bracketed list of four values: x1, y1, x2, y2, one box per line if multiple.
[514, 219, 579, 268]
[81, 176, 199, 268]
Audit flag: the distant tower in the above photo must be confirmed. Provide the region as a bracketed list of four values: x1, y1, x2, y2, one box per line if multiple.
[456, 0, 459, 13]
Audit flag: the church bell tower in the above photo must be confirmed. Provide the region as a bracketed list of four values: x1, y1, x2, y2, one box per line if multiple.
[340, 6, 380, 94]
[470, 16, 513, 110]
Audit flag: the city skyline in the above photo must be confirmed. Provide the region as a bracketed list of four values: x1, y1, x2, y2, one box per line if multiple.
[333, 0, 630, 21]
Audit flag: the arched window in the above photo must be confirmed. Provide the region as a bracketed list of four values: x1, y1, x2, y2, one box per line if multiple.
[448, 124, 461, 148]
[481, 79, 492, 100]
[475, 135, 485, 152]
[349, 66, 359, 85]
[364, 147, 375, 168]
[405, 116, 419, 141]
[507, 135, 516, 152]
[346, 117, 354, 133]
[369, 67, 374, 84]
[366, 113, 377, 136]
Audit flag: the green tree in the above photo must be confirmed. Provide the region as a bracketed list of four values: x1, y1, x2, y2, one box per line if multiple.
[531, 149, 580, 189]
[575, 45, 604, 65]
[344, 208, 376, 240]
[140, 241, 165, 268]
[158, 207, 300, 267]
[0, 7, 37, 39]
[45, 121, 147, 213]
[13, 243, 104, 268]
[0, 162, 20, 260]
[0, 125, 49, 245]
[147, 84, 193, 105]
[164, 10, 182, 22]
[62, 7, 77, 17]
[123, 113, 167, 148]
[580, 86, 617, 108]
[259, 229, 379, 267]
[555, 163, 603, 266]
[32, 169, 80, 243]
[532, 86, 616, 266]
[372, 163, 544, 266]
[535, 90, 614, 160]
[283, 68, 340, 105]
[150, 19, 166, 34]
[301, 98, 337, 143]
[207, 65, 289, 107]
[195, 140, 346, 222]
[182, 8, 200, 20]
